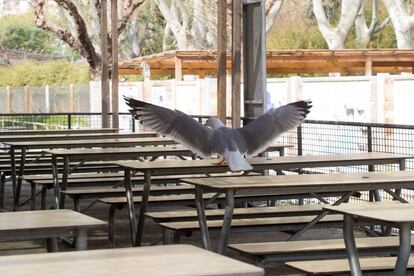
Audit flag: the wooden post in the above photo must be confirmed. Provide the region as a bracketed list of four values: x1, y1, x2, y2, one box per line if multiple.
[217, 0, 227, 123]
[101, 0, 110, 128]
[232, 0, 242, 128]
[175, 57, 182, 81]
[365, 57, 373, 76]
[6, 86, 11, 113]
[24, 86, 30, 113]
[69, 83, 75, 112]
[111, 0, 119, 128]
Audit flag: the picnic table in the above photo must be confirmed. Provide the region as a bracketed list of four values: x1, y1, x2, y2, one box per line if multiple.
[113, 152, 411, 247]
[46, 143, 291, 209]
[0, 209, 106, 251]
[0, 132, 157, 143]
[4, 137, 176, 209]
[183, 169, 414, 254]
[0, 128, 119, 136]
[46, 145, 195, 209]
[0, 244, 264, 276]
[324, 202, 414, 276]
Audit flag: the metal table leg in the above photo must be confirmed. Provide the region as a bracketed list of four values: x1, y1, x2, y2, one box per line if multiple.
[75, 228, 88, 250]
[52, 155, 60, 209]
[343, 214, 362, 276]
[46, 237, 58, 252]
[58, 156, 69, 209]
[124, 168, 137, 245]
[135, 170, 151, 246]
[218, 189, 234, 254]
[14, 147, 26, 210]
[195, 186, 211, 250]
[395, 223, 411, 275]
[10, 147, 16, 204]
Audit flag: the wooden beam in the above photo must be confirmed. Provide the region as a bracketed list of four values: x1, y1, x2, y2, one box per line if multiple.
[232, 0, 242, 128]
[175, 57, 182, 81]
[365, 57, 373, 76]
[217, 0, 227, 123]
[111, 0, 119, 128]
[100, 0, 110, 128]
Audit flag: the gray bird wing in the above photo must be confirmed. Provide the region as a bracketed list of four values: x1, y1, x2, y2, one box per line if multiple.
[234, 100, 312, 157]
[125, 97, 213, 158]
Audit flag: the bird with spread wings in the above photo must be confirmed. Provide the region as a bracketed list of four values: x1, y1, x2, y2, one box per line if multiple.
[125, 97, 312, 172]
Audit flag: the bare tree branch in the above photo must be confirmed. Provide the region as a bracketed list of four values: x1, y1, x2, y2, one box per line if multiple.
[34, 0, 85, 55]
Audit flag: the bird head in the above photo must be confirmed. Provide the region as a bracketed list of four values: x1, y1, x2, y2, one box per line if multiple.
[205, 117, 225, 129]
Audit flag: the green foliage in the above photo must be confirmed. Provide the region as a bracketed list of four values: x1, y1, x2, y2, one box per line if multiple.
[0, 61, 90, 87]
[2, 25, 53, 53]
[0, 13, 77, 57]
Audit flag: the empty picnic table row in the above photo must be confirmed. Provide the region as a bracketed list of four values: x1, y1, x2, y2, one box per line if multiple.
[4, 137, 177, 210]
[182, 169, 414, 254]
[0, 131, 158, 142]
[109, 152, 411, 247]
[0, 128, 120, 136]
[45, 143, 290, 209]
[287, 202, 414, 275]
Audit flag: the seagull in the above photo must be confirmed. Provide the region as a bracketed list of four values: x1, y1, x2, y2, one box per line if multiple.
[125, 97, 312, 171]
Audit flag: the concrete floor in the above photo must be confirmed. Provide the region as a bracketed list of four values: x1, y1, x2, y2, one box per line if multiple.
[0, 181, 368, 276]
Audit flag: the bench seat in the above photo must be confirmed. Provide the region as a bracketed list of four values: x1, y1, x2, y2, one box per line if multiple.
[159, 215, 344, 245]
[286, 256, 414, 275]
[145, 204, 324, 222]
[229, 236, 414, 264]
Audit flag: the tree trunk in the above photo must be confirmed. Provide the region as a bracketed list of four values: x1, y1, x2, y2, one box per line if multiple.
[313, 0, 362, 49]
[382, 0, 414, 49]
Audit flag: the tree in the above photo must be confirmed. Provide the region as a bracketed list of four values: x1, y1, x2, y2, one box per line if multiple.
[354, 0, 390, 48]
[382, 0, 414, 48]
[33, 0, 145, 78]
[156, 0, 284, 50]
[2, 24, 52, 53]
[312, 0, 362, 49]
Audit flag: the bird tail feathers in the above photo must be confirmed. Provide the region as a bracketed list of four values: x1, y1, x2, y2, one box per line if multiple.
[223, 149, 253, 172]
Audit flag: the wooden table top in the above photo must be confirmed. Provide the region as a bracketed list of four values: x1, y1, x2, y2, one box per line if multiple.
[0, 209, 106, 232]
[113, 152, 411, 172]
[324, 202, 414, 224]
[3, 137, 177, 148]
[43, 143, 292, 157]
[44, 145, 191, 156]
[0, 132, 157, 142]
[0, 245, 264, 276]
[0, 128, 119, 136]
[181, 170, 414, 192]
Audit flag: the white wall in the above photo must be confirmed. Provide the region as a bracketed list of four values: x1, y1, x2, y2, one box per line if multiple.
[89, 74, 414, 125]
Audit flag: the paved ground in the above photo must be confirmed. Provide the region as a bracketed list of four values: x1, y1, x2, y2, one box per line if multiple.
[0, 181, 369, 275]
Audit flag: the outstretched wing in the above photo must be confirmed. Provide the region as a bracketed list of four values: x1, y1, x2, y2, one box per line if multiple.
[235, 100, 312, 156]
[125, 97, 213, 157]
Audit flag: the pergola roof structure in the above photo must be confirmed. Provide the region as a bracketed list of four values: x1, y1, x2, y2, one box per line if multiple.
[118, 49, 414, 79]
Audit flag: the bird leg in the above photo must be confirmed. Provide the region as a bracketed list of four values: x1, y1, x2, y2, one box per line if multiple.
[211, 155, 226, 165]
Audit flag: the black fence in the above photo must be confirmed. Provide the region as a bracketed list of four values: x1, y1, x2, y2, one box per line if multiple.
[1, 112, 414, 202]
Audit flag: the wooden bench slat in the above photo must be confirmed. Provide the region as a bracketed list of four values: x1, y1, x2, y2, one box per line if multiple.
[146, 205, 323, 221]
[160, 215, 343, 231]
[286, 256, 414, 275]
[229, 236, 414, 255]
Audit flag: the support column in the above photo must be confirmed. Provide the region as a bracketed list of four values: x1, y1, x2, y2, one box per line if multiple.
[232, 0, 242, 128]
[100, 0, 110, 128]
[111, 0, 119, 128]
[242, 0, 267, 124]
[217, 0, 227, 123]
